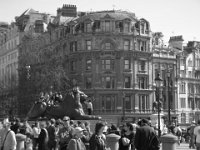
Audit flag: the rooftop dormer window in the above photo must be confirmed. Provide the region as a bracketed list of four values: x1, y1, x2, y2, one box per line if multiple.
[124, 22, 130, 33]
[105, 21, 110, 32]
[140, 23, 145, 34]
[85, 23, 92, 33]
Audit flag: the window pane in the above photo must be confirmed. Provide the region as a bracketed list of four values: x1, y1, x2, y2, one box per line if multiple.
[105, 43, 111, 50]
[124, 22, 130, 32]
[124, 40, 130, 50]
[86, 23, 92, 32]
[86, 40, 91, 50]
[125, 77, 131, 88]
[124, 59, 130, 70]
[105, 21, 110, 32]
[86, 77, 92, 89]
[86, 59, 92, 70]
[125, 96, 131, 110]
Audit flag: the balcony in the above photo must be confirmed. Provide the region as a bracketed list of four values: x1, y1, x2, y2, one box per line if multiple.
[138, 70, 147, 74]
[94, 108, 153, 115]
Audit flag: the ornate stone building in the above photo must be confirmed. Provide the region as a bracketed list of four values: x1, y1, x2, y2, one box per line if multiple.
[18, 5, 155, 122]
[59, 8, 154, 123]
[177, 41, 200, 125]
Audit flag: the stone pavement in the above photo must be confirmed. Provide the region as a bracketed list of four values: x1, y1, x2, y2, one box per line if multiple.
[160, 143, 195, 150]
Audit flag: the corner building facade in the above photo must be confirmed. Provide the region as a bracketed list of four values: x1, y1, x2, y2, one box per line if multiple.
[66, 10, 154, 123]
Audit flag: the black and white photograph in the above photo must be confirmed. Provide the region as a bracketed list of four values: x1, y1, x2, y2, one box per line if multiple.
[0, 0, 200, 150]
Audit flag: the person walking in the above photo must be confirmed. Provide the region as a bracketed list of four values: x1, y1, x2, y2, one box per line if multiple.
[1, 118, 17, 150]
[134, 118, 159, 150]
[67, 127, 86, 150]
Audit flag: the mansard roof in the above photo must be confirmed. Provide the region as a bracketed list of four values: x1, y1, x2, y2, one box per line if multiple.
[75, 10, 138, 23]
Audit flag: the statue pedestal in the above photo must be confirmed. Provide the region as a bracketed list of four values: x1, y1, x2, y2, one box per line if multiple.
[150, 113, 164, 132]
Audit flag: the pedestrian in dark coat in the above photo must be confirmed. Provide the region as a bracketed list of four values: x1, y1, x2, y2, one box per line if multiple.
[38, 121, 49, 150]
[47, 119, 57, 150]
[89, 122, 106, 150]
[134, 119, 155, 150]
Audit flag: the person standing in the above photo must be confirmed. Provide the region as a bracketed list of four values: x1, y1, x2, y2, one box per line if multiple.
[194, 120, 200, 150]
[67, 127, 86, 150]
[89, 122, 106, 150]
[188, 121, 196, 149]
[32, 121, 40, 150]
[58, 116, 74, 150]
[86, 100, 93, 115]
[47, 119, 57, 150]
[1, 118, 17, 150]
[38, 121, 49, 150]
[119, 122, 135, 150]
[134, 119, 159, 150]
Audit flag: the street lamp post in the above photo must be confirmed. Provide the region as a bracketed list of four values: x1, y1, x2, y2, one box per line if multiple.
[155, 73, 163, 137]
[167, 71, 171, 126]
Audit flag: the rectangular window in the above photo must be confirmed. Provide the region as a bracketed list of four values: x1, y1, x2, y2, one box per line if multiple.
[138, 60, 146, 72]
[124, 76, 131, 88]
[86, 23, 92, 32]
[102, 96, 113, 112]
[180, 70, 185, 77]
[70, 41, 77, 52]
[124, 59, 130, 70]
[124, 40, 130, 50]
[180, 98, 186, 108]
[189, 113, 194, 123]
[101, 59, 114, 70]
[179, 82, 186, 93]
[180, 59, 184, 66]
[141, 41, 146, 51]
[86, 59, 92, 71]
[105, 21, 110, 32]
[102, 76, 115, 89]
[86, 40, 92, 50]
[70, 61, 76, 71]
[125, 96, 131, 111]
[181, 113, 186, 124]
[138, 77, 147, 89]
[188, 71, 193, 78]
[85, 77, 92, 89]
[188, 98, 193, 109]
[105, 43, 111, 50]
[124, 22, 130, 33]
[138, 95, 149, 112]
[141, 23, 145, 34]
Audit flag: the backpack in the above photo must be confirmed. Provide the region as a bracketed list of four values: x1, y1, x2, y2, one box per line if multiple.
[148, 132, 160, 150]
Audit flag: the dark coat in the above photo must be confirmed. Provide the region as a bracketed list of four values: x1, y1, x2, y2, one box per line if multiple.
[47, 125, 56, 148]
[38, 128, 49, 150]
[119, 132, 135, 150]
[89, 134, 106, 150]
[134, 125, 155, 150]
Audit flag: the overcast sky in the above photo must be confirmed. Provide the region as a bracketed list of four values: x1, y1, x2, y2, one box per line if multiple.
[0, 0, 200, 44]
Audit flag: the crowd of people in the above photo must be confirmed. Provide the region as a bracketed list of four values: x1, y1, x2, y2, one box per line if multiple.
[1, 115, 200, 150]
[0, 116, 161, 150]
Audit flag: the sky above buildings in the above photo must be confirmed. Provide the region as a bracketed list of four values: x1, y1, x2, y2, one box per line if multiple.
[0, 0, 200, 44]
